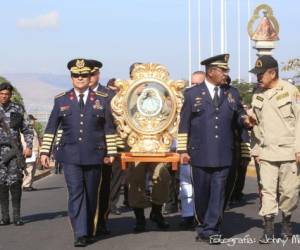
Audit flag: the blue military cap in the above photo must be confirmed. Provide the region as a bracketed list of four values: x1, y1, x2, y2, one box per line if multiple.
[89, 59, 103, 73]
[67, 58, 92, 74]
[201, 54, 230, 70]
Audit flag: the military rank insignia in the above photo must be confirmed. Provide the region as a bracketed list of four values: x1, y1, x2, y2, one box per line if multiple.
[60, 105, 70, 111]
[227, 92, 235, 103]
[93, 100, 103, 110]
[194, 97, 202, 107]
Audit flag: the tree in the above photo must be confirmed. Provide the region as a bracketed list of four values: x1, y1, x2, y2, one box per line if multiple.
[282, 58, 300, 81]
[231, 80, 254, 106]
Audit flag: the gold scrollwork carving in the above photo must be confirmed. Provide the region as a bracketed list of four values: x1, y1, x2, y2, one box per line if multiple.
[111, 63, 185, 153]
[247, 4, 279, 40]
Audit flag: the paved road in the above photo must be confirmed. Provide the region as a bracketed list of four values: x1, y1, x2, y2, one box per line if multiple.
[0, 173, 300, 250]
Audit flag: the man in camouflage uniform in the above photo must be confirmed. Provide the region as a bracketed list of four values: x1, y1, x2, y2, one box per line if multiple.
[0, 82, 33, 226]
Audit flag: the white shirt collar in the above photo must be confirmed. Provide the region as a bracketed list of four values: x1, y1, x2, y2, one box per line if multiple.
[74, 88, 89, 104]
[205, 79, 220, 98]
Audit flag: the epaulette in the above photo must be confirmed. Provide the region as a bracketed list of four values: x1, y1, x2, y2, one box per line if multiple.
[95, 91, 108, 97]
[55, 92, 66, 99]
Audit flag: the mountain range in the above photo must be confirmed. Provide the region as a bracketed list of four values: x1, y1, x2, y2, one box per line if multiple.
[1, 73, 109, 114]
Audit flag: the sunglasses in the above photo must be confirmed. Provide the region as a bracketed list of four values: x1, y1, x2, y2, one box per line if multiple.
[71, 73, 90, 78]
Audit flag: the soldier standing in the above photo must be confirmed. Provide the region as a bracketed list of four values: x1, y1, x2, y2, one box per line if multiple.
[88, 60, 125, 236]
[0, 82, 33, 226]
[177, 54, 250, 244]
[249, 55, 300, 243]
[40, 59, 117, 247]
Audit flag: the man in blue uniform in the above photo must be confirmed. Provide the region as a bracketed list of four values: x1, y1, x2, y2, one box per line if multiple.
[40, 58, 117, 247]
[177, 54, 250, 244]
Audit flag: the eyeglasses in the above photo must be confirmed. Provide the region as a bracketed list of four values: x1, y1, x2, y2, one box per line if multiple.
[71, 73, 90, 78]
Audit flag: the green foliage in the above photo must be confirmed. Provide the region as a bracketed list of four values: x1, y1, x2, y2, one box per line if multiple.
[231, 80, 254, 106]
[282, 58, 300, 81]
[33, 121, 44, 139]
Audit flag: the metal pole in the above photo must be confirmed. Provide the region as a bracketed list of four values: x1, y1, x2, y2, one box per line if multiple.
[188, 0, 192, 86]
[248, 0, 251, 83]
[220, 0, 224, 53]
[224, 0, 227, 52]
[237, 0, 241, 83]
[198, 0, 201, 69]
[210, 0, 214, 56]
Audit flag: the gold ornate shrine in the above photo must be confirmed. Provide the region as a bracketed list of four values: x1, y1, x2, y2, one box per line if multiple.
[247, 4, 279, 41]
[111, 63, 185, 155]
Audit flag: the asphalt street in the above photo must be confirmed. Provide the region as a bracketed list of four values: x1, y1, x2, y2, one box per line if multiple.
[0, 172, 300, 250]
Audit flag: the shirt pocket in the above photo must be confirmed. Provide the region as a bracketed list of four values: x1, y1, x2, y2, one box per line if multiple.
[191, 104, 205, 114]
[58, 109, 72, 117]
[277, 99, 294, 118]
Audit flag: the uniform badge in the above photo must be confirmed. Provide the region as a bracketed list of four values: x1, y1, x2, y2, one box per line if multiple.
[68, 92, 75, 101]
[227, 93, 235, 103]
[93, 100, 103, 110]
[90, 92, 96, 102]
[296, 94, 300, 104]
[256, 96, 264, 102]
[276, 92, 289, 101]
[60, 105, 70, 111]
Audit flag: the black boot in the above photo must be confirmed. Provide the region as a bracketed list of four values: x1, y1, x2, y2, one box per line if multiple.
[10, 182, 24, 226]
[281, 213, 292, 239]
[133, 208, 146, 232]
[0, 184, 10, 225]
[150, 203, 169, 230]
[259, 215, 274, 244]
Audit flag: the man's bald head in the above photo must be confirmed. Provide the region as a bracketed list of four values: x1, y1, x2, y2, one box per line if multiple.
[191, 71, 205, 85]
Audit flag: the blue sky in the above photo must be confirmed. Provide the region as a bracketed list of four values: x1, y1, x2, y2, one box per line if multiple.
[0, 0, 299, 82]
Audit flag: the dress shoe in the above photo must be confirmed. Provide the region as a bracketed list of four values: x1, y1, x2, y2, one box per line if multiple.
[179, 216, 195, 230]
[14, 219, 24, 226]
[74, 236, 87, 247]
[195, 234, 222, 245]
[96, 226, 111, 235]
[0, 219, 10, 226]
[23, 187, 37, 192]
[110, 207, 122, 215]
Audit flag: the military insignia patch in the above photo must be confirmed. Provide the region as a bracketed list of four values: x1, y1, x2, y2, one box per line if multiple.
[93, 100, 103, 110]
[224, 54, 229, 63]
[227, 92, 235, 103]
[76, 59, 85, 68]
[276, 92, 289, 101]
[256, 96, 264, 102]
[256, 59, 263, 68]
[60, 105, 70, 111]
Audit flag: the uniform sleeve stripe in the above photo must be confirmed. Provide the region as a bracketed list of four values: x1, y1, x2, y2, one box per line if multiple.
[43, 134, 54, 138]
[40, 149, 50, 153]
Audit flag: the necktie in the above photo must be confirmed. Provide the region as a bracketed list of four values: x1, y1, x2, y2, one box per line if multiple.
[79, 94, 84, 111]
[213, 86, 219, 107]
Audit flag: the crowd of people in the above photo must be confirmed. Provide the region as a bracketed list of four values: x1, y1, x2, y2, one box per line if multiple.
[0, 53, 299, 247]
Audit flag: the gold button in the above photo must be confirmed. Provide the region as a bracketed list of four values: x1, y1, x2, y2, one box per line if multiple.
[80, 114, 84, 117]
[216, 108, 219, 111]
[78, 137, 82, 141]
[215, 135, 219, 138]
[80, 122, 83, 125]
[80, 129, 83, 133]
[215, 125, 218, 129]
[215, 117, 219, 120]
